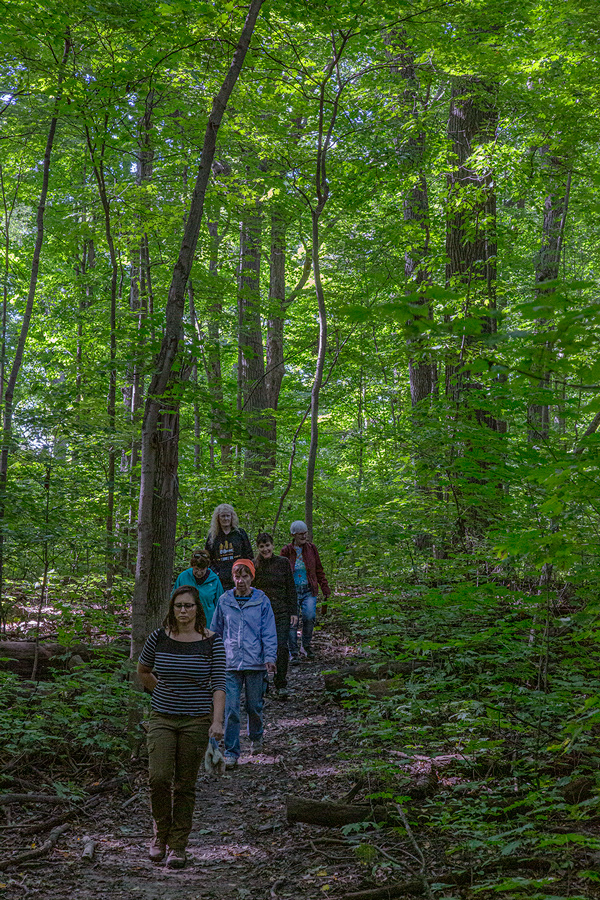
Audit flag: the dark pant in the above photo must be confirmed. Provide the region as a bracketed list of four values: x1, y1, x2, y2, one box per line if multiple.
[274, 619, 290, 689]
[147, 711, 210, 851]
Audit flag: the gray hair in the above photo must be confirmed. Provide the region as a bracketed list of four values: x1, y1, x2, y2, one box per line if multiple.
[209, 503, 240, 541]
[290, 520, 309, 535]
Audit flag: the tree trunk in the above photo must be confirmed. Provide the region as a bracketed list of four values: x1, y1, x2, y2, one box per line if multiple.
[305, 209, 328, 535]
[263, 210, 286, 472]
[238, 201, 270, 476]
[303, 30, 355, 532]
[445, 75, 498, 406]
[131, 0, 265, 658]
[121, 93, 155, 570]
[286, 796, 388, 826]
[205, 202, 232, 464]
[528, 159, 571, 442]
[444, 76, 500, 536]
[145, 395, 182, 632]
[84, 127, 119, 594]
[0, 36, 70, 629]
[386, 31, 435, 406]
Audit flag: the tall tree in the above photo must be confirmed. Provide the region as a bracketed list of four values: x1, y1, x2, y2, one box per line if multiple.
[527, 153, 572, 443]
[0, 34, 70, 626]
[131, 0, 265, 654]
[237, 199, 270, 475]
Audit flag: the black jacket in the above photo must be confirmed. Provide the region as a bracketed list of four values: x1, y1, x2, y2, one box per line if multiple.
[205, 527, 253, 590]
[252, 555, 297, 623]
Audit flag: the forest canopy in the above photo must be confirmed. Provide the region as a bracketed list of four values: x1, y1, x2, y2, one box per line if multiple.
[0, 0, 599, 638]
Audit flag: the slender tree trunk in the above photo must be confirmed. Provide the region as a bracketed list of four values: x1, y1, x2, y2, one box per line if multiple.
[443, 76, 500, 536]
[305, 209, 328, 534]
[0, 36, 70, 629]
[84, 122, 119, 593]
[122, 93, 155, 569]
[302, 30, 354, 532]
[187, 280, 204, 470]
[238, 201, 269, 475]
[528, 159, 571, 442]
[145, 391, 184, 632]
[131, 0, 265, 657]
[445, 76, 498, 404]
[76, 238, 95, 403]
[386, 31, 435, 406]
[264, 210, 286, 471]
[205, 201, 232, 464]
[0, 163, 23, 409]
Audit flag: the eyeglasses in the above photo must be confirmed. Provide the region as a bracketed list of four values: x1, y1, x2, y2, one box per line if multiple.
[174, 603, 196, 610]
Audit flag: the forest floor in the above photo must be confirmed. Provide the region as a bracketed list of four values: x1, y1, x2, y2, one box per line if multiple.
[5, 591, 600, 900]
[0, 622, 399, 900]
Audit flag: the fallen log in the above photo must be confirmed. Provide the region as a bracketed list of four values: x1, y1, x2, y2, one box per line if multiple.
[7, 795, 101, 836]
[0, 639, 130, 678]
[344, 881, 424, 899]
[0, 792, 75, 806]
[286, 796, 388, 826]
[0, 822, 70, 871]
[323, 660, 427, 693]
[87, 775, 134, 795]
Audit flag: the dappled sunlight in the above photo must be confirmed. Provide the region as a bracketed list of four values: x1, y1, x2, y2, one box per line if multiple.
[236, 753, 282, 766]
[188, 841, 269, 863]
[272, 715, 328, 729]
[291, 763, 344, 778]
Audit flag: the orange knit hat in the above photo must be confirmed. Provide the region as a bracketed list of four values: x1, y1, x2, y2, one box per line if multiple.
[232, 558, 255, 579]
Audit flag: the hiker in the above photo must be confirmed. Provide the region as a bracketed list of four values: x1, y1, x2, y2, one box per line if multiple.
[137, 585, 226, 869]
[252, 531, 298, 700]
[172, 548, 223, 624]
[210, 558, 277, 768]
[281, 521, 331, 662]
[205, 503, 252, 591]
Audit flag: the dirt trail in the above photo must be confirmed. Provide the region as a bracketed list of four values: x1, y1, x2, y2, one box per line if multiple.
[2, 627, 370, 900]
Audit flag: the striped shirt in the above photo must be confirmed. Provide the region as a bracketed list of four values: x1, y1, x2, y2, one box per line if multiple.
[139, 628, 227, 716]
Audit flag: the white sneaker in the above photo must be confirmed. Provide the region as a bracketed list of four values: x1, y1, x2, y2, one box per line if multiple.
[224, 754, 238, 769]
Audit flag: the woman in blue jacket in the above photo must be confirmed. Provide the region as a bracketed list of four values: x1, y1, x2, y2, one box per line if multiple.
[172, 549, 224, 624]
[210, 558, 277, 768]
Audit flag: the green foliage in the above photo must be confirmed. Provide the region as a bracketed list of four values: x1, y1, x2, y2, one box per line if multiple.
[337, 581, 600, 895]
[0, 661, 142, 767]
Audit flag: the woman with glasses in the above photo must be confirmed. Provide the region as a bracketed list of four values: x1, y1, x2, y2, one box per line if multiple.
[137, 585, 226, 869]
[172, 548, 224, 623]
[281, 520, 331, 661]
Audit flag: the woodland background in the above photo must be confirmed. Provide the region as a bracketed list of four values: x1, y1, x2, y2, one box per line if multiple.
[3, 0, 600, 635]
[3, 1, 600, 896]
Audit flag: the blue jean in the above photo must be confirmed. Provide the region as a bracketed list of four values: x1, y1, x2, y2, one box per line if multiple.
[288, 594, 317, 654]
[224, 670, 266, 759]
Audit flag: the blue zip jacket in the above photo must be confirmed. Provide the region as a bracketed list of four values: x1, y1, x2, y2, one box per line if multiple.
[210, 588, 277, 671]
[172, 567, 223, 624]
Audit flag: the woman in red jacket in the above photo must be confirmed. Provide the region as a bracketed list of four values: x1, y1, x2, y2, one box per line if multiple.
[280, 520, 331, 661]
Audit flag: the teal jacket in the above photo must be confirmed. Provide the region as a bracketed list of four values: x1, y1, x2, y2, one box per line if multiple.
[172, 568, 224, 624]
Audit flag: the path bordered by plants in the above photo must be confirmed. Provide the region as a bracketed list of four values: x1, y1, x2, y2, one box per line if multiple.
[3, 586, 600, 899]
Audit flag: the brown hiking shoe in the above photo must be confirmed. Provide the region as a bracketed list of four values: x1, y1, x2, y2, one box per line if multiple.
[148, 838, 166, 863]
[166, 848, 186, 869]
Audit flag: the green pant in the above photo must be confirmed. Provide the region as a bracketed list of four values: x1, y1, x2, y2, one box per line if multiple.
[147, 711, 210, 850]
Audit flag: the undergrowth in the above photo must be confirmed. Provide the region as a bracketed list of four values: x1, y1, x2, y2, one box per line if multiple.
[0, 658, 142, 779]
[335, 581, 600, 899]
